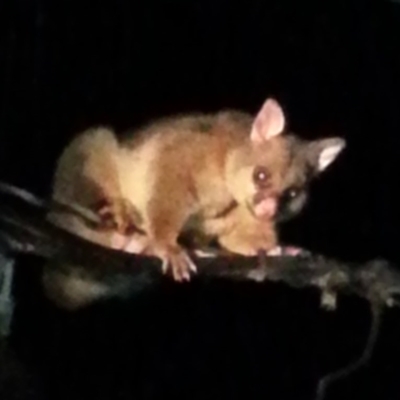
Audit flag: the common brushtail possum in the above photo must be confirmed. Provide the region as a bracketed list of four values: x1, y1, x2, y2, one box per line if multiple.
[43, 98, 345, 309]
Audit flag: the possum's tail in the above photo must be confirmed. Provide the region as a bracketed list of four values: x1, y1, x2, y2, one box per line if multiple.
[0, 180, 157, 310]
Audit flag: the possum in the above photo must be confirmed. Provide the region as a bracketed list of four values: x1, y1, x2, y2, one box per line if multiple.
[42, 98, 346, 309]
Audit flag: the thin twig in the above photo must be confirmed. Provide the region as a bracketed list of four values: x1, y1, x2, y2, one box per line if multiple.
[316, 302, 383, 400]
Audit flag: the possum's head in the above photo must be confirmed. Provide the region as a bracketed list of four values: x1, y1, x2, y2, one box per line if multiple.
[225, 98, 346, 223]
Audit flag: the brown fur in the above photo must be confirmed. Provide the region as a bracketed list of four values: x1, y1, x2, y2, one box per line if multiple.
[43, 102, 345, 309]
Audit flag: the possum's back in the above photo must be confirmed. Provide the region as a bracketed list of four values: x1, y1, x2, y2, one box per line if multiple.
[48, 111, 253, 238]
[114, 111, 254, 218]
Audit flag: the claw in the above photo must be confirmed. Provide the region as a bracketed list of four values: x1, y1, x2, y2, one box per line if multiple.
[266, 245, 305, 257]
[193, 249, 219, 258]
[184, 253, 197, 273]
[161, 259, 169, 275]
[153, 244, 197, 282]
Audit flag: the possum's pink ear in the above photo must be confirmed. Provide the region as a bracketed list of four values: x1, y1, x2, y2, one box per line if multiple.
[250, 98, 286, 144]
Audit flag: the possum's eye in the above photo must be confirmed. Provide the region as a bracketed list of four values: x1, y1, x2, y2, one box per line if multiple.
[253, 166, 271, 187]
[286, 188, 299, 198]
[282, 187, 302, 202]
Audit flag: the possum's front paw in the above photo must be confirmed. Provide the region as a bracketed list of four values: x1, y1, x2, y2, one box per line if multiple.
[266, 245, 305, 256]
[152, 243, 197, 282]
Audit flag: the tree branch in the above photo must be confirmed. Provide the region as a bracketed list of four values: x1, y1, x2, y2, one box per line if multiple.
[0, 181, 398, 400]
[0, 181, 398, 307]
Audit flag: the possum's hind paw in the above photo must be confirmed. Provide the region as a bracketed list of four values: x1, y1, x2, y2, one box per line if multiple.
[109, 231, 150, 254]
[94, 197, 142, 235]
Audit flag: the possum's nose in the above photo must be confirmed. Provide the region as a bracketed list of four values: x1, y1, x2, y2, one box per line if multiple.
[253, 196, 277, 218]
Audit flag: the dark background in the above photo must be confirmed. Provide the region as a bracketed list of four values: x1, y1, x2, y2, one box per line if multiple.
[2, 0, 400, 399]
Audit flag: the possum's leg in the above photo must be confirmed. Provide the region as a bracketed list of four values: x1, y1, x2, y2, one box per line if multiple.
[43, 127, 149, 309]
[195, 206, 278, 256]
[142, 172, 198, 282]
[94, 197, 142, 233]
[145, 213, 198, 282]
[50, 126, 147, 250]
[191, 206, 305, 257]
[92, 196, 149, 253]
[218, 221, 278, 256]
